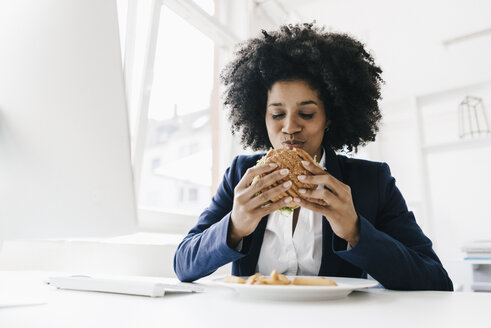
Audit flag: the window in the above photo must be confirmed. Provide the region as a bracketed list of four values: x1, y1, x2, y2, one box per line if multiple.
[137, 5, 215, 215]
[116, 0, 239, 229]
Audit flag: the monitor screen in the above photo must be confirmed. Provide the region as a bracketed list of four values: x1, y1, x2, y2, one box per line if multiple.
[0, 0, 137, 246]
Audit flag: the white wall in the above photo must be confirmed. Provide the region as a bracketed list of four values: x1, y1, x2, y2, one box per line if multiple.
[418, 83, 491, 259]
[376, 83, 491, 260]
[247, 0, 491, 262]
[261, 0, 491, 102]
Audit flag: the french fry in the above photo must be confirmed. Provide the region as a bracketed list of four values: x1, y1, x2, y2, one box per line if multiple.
[270, 269, 279, 281]
[246, 273, 262, 285]
[225, 271, 335, 286]
[254, 276, 269, 285]
[292, 276, 337, 286]
[278, 273, 291, 285]
[267, 270, 290, 285]
[224, 275, 246, 284]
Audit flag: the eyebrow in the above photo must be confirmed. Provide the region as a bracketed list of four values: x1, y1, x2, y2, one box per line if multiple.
[267, 100, 318, 107]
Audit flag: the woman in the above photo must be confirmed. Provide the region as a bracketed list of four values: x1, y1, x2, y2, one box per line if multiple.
[174, 23, 453, 291]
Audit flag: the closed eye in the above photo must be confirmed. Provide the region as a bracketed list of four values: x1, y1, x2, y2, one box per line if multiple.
[300, 113, 314, 119]
[271, 113, 284, 119]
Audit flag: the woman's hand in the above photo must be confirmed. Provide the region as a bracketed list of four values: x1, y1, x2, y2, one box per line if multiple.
[294, 161, 360, 246]
[228, 163, 293, 248]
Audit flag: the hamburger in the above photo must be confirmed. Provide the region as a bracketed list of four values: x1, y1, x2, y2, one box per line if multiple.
[253, 147, 324, 212]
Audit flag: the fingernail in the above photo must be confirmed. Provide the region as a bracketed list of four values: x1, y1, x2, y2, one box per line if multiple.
[294, 197, 301, 203]
[283, 181, 292, 188]
[298, 175, 306, 181]
[280, 169, 289, 175]
[284, 197, 292, 203]
[299, 189, 306, 194]
[302, 161, 310, 166]
[269, 163, 277, 168]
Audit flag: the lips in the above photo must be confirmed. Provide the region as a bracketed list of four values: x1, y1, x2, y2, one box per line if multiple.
[281, 140, 304, 149]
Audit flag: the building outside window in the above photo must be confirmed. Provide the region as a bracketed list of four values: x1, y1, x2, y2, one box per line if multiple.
[138, 5, 215, 214]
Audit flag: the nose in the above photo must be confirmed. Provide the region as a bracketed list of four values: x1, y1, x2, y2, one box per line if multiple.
[281, 114, 302, 135]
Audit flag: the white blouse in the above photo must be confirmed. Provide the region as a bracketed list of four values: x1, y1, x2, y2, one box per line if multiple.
[256, 150, 326, 276]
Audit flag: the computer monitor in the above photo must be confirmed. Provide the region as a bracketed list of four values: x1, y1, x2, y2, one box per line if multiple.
[0, 0, 137, 251]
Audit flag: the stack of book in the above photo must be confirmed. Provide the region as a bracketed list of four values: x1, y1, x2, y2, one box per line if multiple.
[462, 241, 491, 292]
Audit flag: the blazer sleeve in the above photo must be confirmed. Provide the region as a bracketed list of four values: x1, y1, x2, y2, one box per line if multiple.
[173, 156, 246, 282]
[333, 163, 453, 291]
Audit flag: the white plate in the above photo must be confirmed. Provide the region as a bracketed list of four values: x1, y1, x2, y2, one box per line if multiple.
[212, 276, 378, 301]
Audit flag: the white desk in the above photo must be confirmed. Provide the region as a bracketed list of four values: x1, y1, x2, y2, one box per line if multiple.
[1, 271, 490, 328]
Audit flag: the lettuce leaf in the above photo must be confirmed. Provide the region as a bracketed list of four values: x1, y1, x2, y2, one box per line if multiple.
[278, 206, 294, 216]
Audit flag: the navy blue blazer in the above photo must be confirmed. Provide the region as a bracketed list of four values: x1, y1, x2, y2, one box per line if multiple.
[174, 149, 453, 291]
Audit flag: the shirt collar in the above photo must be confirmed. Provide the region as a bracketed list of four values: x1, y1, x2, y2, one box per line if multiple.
[318, 148, 326, 168]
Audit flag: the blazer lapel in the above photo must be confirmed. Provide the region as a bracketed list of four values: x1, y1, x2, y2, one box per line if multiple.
[323, 148, 344, 185]
[236, 216, 268, 276]
[318, 149, 364, 278]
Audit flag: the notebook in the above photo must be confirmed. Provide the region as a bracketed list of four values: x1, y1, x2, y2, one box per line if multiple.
[47, 275, 204, 297]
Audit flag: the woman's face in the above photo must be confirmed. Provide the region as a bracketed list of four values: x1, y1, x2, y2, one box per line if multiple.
[265, 80, 329, 160]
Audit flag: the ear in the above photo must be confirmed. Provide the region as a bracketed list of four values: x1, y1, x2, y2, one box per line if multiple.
[325, 120, 331, 130]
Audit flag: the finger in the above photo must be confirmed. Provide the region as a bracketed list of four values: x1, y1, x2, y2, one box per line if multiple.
[254, 196, 294, 217]
[245, 168, 290, 198]
[293, 197, 332, 216]
[249, 179, 293, 209]
[302, 195, 329, 207]
[301, 160, 326, 175]
[297, 173, 339, 196]
[298, 188, 337, 205]
[298, 171, 350, 198]
[301, 161, 346, 187]
[237, 163, 278, 189]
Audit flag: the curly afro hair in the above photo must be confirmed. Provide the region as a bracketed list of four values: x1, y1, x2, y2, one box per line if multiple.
[221, 22, 384, 152]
